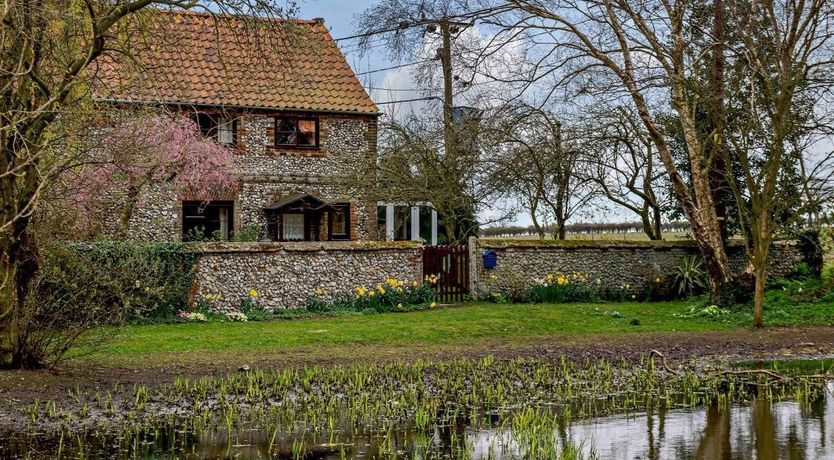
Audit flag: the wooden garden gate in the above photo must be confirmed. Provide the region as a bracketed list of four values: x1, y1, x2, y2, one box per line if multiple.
[423, 245, 470, 303]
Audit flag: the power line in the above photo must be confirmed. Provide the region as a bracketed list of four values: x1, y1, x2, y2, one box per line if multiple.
[333, 5, 511, 42]
[366, 86, 428, 92]
[354, 60, 432, 76]
[375, 96, 440, 105]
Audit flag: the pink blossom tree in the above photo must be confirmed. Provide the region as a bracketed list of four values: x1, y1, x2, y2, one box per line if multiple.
[71, 113, 238, 239]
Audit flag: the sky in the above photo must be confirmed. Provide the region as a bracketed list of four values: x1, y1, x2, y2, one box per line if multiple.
[296, 1, 411, 103]
[293, 1, 834, 231]
[296, 1, 542, 227]
[299, 1, 669, 230]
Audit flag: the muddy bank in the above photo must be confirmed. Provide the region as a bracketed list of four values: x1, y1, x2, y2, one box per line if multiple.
[1, 326, 833, 413]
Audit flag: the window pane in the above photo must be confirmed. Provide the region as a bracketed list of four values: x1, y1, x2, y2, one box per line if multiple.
[297, 119, 317, 146]
[331, 207, 347, 235]
[419, 207, 433, 241]
[394, 206, 411, 241]
[182, 201, 233, 241]
[275, 119, 296, 145]
[283, 214, 304, 240]
[194, 113, 218, 139]
[377, 206, 387, 237]
[218, 119, 235, 145]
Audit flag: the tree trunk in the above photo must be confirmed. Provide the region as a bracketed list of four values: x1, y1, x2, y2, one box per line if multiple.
[652, 205, 663, 240]
[115, 185, 141, 240]
[710, 0, 728, 243]
[530, 209, 544, 239]
[0, 251, 20, 367]
[692, 219, 734, 305]
[0, 220, 39, 368]
[753, 262, 766, 328]
[640, 206, 663, 240]
[750, 213, 773, 328]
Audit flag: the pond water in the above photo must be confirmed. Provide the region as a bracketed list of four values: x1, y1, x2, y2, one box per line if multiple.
[2, 359, 832, 459]
[5, 383, 832, 459]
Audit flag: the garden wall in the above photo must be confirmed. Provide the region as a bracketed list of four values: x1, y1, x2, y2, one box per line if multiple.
[468, 238, 804, 298]
[190, 241, 422, 310]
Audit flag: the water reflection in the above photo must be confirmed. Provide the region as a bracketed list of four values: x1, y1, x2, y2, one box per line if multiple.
[3, 385, 833, 459]
[533, 382, 834, 459]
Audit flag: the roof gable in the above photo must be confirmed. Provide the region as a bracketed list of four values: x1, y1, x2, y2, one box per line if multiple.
[94, 10, 377, 114]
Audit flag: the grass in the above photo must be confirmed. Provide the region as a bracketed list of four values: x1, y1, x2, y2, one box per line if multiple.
[81, 301, 716, 366]
[76, 287, 833, 367]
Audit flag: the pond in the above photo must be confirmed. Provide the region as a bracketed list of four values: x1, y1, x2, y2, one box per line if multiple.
[1, 358, 832, 459]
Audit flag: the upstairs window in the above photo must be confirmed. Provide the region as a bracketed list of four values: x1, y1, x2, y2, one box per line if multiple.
[193, 113, 237, 147]
[217, 119, 237, 146]
[275, 117, 318, 148]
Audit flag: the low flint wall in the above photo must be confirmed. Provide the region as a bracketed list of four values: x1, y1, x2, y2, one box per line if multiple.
[190, 241, 423, 310]
[469, 238, 804, 298]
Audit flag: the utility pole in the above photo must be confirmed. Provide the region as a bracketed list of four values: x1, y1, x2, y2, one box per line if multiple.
[430, 16, 476, 243]
[436, 17, 460, 242]
[439, 17, 454, 159]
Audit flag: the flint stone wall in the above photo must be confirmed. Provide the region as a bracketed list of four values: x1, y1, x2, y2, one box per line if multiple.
[191, 241, 422, 310]
[120, 113, 377, 242]
[469, 238, 804, 297]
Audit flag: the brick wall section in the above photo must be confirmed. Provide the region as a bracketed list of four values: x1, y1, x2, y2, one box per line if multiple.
[468, 238, 804, 298]
[190, 241, 423, 310]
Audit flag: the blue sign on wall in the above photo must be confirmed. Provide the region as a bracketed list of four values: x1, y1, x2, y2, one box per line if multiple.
[482, 250, 498, 269]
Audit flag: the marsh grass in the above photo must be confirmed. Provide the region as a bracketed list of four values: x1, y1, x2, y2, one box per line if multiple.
[4, 356, 829, 458]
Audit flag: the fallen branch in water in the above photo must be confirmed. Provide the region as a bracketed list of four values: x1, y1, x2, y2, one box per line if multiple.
[649, 350, 680, 376]
[648, 350, 832, 384]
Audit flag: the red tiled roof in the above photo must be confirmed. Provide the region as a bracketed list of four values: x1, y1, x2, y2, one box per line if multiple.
[94, 10, 377, 114]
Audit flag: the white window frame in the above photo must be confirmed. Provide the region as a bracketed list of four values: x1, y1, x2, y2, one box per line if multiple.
[379, 202, 437, 245]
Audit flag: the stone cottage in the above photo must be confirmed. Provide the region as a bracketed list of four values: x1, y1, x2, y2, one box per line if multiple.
[95, 9, 438, 243]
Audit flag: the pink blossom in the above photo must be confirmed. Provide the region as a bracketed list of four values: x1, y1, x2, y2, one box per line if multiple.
[72, 113, 239, 233]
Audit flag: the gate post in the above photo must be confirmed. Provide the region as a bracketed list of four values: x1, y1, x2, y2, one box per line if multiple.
[468, 236, 478, 299]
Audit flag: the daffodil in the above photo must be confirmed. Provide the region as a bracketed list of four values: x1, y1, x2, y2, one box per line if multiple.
[249, 289, 258, 298]
[429, 301, 437, 309]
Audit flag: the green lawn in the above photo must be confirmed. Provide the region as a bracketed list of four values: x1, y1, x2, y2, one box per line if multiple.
[80, 301, 741, 366]
[69, 270, 833, 368]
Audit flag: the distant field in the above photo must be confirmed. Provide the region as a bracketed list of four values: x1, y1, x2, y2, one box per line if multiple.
[484, 230, 834, 266]
[482, 231, 693, 241]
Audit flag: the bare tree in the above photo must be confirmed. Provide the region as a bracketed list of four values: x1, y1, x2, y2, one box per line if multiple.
[487, 106, 596, 239]
[468, 0, 834, 315]
[577, 105, 668, 240]
[719, 0, 834, 326]
[341, 114, 500, 244]
[792, 117, 834, 228]
[465, 0, 735, 304]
